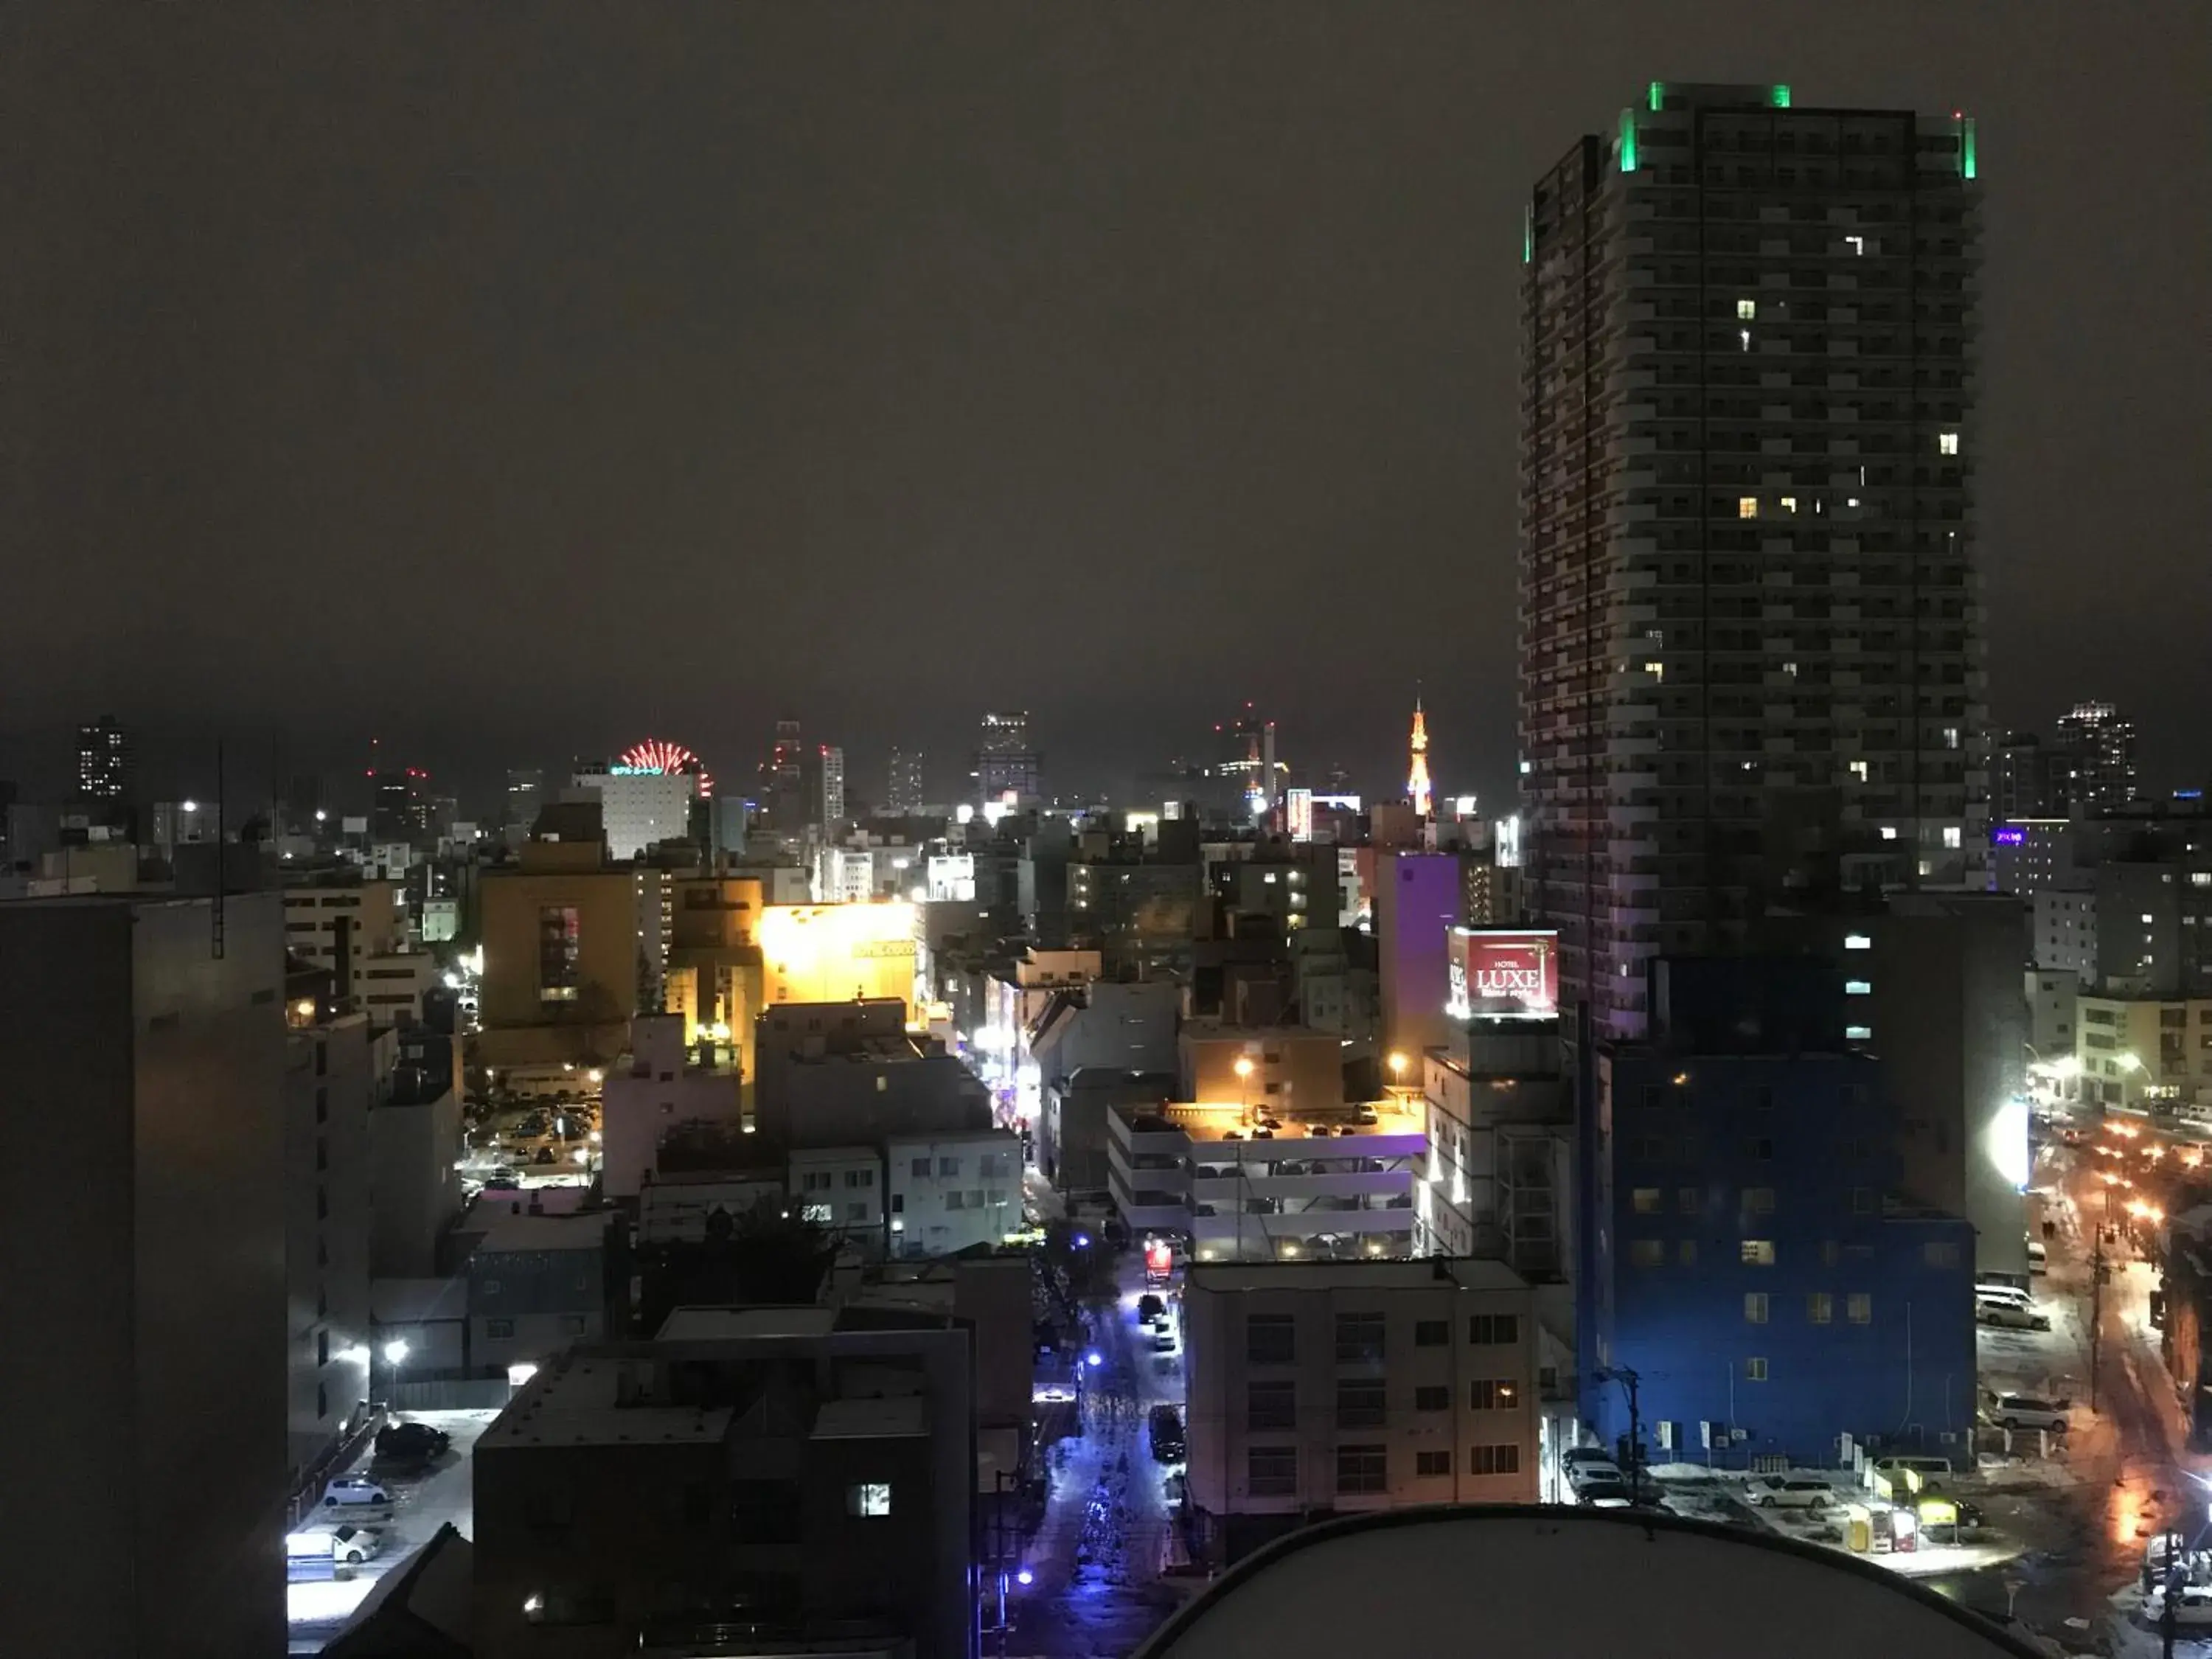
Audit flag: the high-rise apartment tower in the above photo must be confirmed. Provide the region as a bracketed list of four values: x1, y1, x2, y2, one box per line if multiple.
[1520, 83, 1985, 1039]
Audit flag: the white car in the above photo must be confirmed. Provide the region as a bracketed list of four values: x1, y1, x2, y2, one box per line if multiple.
[286, 1523, 383, 1565]
[1977, 1301, 2051, 1332]
[1565, 1456, 1625, 1495]
[321, 1475, 394, 1508]
[1988, 1393, 2069, 1432]
[1752, 1477, 1834, 1509]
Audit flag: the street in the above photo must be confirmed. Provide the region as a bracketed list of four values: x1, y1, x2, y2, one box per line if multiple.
[286, 1408, 496, 1654]
[1004, 1247, 1189, 1659]
[1916, 1113, 2212, 1652]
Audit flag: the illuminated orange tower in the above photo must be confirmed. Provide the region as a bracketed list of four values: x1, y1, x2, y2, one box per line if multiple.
[1408, 696, 1433, 818]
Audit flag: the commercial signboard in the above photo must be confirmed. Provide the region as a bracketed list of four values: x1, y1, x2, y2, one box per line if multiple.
[1447, 928, 1559, 1020]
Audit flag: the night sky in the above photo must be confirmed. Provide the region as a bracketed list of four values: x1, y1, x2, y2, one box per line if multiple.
[7, 4, 2208, 813]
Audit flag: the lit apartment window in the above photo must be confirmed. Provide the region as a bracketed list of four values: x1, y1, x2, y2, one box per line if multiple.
[1745, 1293, 1769, 1325]
[1943, 827, 1963, 849]
[1779, 496, 1798, 514]
[1938, 432, 1960, 455]
[1846, 1024, 1874, 1041]
[1844, 934, 1871, 950]
[1848, 1294, 1873, 1325]
[846, 1483, 892, 1517]
[1745, 1357, 1769, 1381]
[1880, 827, 1899, 841]
[1737, 299, 1757, 321]
[1740, 1239, 1775, 1266]
[1739, 328, 1752, 352]
[1806, 1293, 1833, 1325]
[1848, 761, 1870, 782]
[1737, 497, 1759, 520]
[1845, 980, 1872, 995]
[1642, 661, 1665, 682]
[1942, 726, 1961, 749]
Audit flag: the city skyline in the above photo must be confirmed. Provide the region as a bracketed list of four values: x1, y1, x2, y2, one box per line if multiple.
[6, 7, 2209, 810]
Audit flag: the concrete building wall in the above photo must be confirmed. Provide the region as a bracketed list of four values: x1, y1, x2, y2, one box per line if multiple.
[370, 1085, 462, 1279]
[285, 1012, 375, 1483]
[0, 894, 288, 1659]
[791, 1145, 887, 1249]
[601, 1014, 743, 1200]
[1179, 1026, 1343, 1115]
[1374, 854, 1460, 1065]
[478, 862, 636, 1066]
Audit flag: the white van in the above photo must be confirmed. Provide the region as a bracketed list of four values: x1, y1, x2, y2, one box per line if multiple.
[2026, 1239, 2048, 1274]
[1871, 1454, 1955, 1489]
[1975, 1282, 2034, 1310]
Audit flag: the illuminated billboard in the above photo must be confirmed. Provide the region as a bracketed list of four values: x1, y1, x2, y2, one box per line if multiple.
[1286, 787, 1314, 842]
[1447, 928, 1559, 1020]
[759, 902, 918, 1009]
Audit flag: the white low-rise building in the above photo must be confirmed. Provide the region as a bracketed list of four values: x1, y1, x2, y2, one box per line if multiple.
[1183, 1257, 1542, 1566]
[601, 1014, 742, 1200]
[886, 1128, 1022, 1259]
[790, 1145, 887, 1252]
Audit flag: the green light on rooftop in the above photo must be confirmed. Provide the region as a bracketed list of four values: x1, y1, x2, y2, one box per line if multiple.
[1523, 203, 1534, 265]
[1961, 116, 1978, 180]
[1770, 84, 1792, 108]
[1618, 108, 1638, 173]
[1648, 81, 1665, 113]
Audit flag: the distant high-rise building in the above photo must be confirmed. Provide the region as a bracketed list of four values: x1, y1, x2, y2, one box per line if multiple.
[817, 744, 846, 825]
[370, 766, 433, 846]
[1520, 83, 1984, 1040]
[976, 710, 1042, 804]
[1407, 698, 1433, 819]
[886, 746, 926, 814]
[504, 767, 545, 830]
[74, 714, 132, 804]
[1992, 732, 2053, 823]
[759, 719, 807, 832]
[2051, 701, 2137, 814]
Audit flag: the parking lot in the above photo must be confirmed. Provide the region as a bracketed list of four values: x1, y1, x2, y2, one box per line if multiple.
[286, 1408, 498, 1651]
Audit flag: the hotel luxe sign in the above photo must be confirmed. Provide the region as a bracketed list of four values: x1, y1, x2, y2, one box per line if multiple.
[1447, 928, 1559, 1020]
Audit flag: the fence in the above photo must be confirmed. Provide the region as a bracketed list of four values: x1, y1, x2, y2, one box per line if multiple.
[384, 1376, 514, 1411]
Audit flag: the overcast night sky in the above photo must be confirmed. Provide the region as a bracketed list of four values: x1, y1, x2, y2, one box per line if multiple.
[4, 4, 2208, 814]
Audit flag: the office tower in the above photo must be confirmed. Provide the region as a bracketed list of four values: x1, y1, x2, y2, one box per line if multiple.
[370, 765, 434, 845]
[817, 743, 846, 825]
[1992, 732, 2052, 823]
[2051, 700, 2137, 813]
[976, 709, 1041, 804]
[1, 892, 288, 1658]
[1407, 698, 1433, 819]
[886, 746, 925, 814]
[75, 714, 133, 804]
[1520, 83, 1984, 1039]
[760, 719, 807, 832]
[504, 766, 545, 830]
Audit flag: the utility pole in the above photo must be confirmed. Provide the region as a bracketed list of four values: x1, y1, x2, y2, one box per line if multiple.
[2092, 1242, 2107, 1415]
[2163, 1526, 2180, 1659]
[1599, 1366, 1644, 1493]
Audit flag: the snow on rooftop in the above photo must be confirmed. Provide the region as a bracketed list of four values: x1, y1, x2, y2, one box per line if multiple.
[477, 1354, 732, 1450]
[655, 1306, 838, 1343]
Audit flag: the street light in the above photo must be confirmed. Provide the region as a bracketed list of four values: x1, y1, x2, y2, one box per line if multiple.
[1388, 1051, 1408, 1082]
[1234, 1054, 1256, 1118]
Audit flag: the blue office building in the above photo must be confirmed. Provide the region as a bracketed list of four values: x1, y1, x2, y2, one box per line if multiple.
[1577, 958, 1975, 1470]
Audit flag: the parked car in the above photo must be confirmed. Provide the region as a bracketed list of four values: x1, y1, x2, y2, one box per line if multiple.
[1150, 1329, 1176, 1354]
[1565, 1456, 1625, 1495]
[321, 1476, 393, 1509]
[328, 1523, 383, 1566]
[1978, 1301, 2052, 1332]
[1975, 1283, 2034, 1310]
[1752, 1477, 1834, 1510]
[375, 1420, 452, 1464]
[1136, 1294, 1165, 1324]
[1560, 1447, 1619, 1481]
[1149, 1405, 1186, 1464]
[1574, 1478, 1634, 1509]
[1989, 1393, 2070, 1432]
